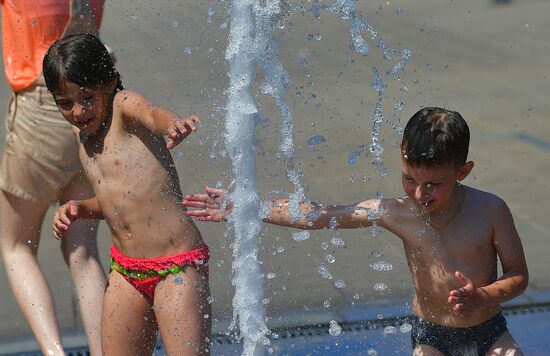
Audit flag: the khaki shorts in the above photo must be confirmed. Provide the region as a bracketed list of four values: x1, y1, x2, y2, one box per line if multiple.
[0, 86, 84, 203]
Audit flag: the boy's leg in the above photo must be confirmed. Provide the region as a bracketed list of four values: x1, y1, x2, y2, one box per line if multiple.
[154, 269, 211, 356]
[59, 172, 106, 356]
[0, 191, 65, 356]
[101, 271, 158, 356]
[487, 331, 524, 356]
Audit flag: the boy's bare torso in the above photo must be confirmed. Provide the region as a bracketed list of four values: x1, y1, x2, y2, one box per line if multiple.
[77, 91, 203, 258]
[381, 186, 501, 328]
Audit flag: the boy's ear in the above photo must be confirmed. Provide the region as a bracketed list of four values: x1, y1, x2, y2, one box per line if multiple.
[457, 161, 474, 181]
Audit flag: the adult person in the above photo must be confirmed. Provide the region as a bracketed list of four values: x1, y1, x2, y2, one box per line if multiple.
[0, 1, 106, 355]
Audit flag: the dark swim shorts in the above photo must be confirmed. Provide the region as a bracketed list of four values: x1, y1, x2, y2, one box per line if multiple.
[411, 312, 508, 355]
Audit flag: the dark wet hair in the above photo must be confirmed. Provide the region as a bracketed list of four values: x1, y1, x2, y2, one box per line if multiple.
[401, 107, 470, 168]
[43, 34, 123, 93]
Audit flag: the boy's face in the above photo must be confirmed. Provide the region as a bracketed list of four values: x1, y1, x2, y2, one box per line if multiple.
[401, 158, 472, 214]
[53, 81, 113, 135]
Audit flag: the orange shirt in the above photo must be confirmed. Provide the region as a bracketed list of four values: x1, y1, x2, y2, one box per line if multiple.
[1, 0, 104, 92]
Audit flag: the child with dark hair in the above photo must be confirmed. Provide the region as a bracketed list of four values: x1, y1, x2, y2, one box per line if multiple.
[184, 107, 528, 355]
[44, 34, 211, 355]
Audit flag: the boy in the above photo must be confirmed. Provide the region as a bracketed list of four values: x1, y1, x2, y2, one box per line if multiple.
[183, 107, 528, 355]
[45, 34, 210, 355]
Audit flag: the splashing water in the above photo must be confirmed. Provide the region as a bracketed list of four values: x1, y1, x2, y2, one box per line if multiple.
[223, 0, 410, 353]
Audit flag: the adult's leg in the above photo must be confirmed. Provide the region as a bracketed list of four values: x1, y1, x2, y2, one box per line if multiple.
[59, 172, 106, 356]
[487, 331, 524, 356]
[101, 271, 158, 356]
[154, 269, 211, 356]
[0, 191, 65, 356]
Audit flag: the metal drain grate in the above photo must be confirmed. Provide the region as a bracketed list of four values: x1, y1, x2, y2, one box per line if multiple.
[5, 302, 550, 355]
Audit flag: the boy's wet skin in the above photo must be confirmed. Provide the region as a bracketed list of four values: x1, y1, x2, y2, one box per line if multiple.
[384, 183, 501, 327]
[81, 90, 202, 258]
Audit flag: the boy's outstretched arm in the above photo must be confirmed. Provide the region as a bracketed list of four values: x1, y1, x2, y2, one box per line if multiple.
[119, 91, 200, 149]
[183, 186, 383, 230]
[448, 199, 529, 316]
[53, 197, 104, 240]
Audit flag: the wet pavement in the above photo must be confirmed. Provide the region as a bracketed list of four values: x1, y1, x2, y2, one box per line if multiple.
[1, 0, 549, 352]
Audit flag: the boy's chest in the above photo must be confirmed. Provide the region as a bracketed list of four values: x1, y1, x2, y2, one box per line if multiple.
[404, 217, 494, 265]
[79, 131, 147, 182]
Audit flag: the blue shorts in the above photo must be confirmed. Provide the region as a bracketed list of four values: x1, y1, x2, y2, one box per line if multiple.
[411, 312, 508, 355]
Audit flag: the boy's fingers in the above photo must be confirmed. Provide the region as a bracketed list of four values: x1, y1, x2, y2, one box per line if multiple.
[175, 121, 190, 135]
[181, 120, 195, 132]
[186, 210, 210, 217]
[182, 200, 207, 208]
[184, 193, 210, 202]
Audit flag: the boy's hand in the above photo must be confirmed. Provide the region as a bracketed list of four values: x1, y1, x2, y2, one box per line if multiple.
[52, 200, 81, 240]
[448, 271, 485, 316]
[167, 115, 201, 149]
[182, 186, 231, 222]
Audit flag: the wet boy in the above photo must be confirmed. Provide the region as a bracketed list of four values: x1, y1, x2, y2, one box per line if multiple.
[45, 34, 210, 355]
[183, 107, 528, 355]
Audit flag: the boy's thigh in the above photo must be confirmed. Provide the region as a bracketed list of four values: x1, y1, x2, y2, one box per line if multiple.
[487, 331, 524, 356]
[102, 271, 158, 356]
[154, 269, 211, 355]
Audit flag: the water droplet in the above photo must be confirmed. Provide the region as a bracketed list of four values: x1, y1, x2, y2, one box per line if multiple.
[400, 322, 412, 333]
[325, 254, 335, 263]
[307, 134, 326, 148]
[203, 314, 210, 319]
[330, 237, 345, 247]
[173, 276, 184, 285]
[334, 279, 346, 289]
[370, 261, 393, 271]
[318, 263, 333, 280]
[394, 101, 404, 112]
[373, 282, 387, 291]
[329, 217, 338, 230]
[292, 231, 310, 241]
[172, 21, 179, 28]
[184, 47, 192, 54]
[262, 298, 271, 305]
[328, 320, 342, 336]
[384, 326, 397, 336]
[321, 241, 330, 250]
[266, 272, 276, 279]
[324, 299, 331, 308]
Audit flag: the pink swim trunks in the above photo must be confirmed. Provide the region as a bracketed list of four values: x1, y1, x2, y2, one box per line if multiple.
[110, 244, 209, 300]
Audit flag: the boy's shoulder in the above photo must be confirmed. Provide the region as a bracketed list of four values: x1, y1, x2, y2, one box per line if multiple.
[464, 185, 507, 209]
[464, 185, 510, 220]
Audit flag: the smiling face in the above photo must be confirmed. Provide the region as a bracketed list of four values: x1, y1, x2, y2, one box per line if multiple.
[401, 158, 473, 215]
[53, 80, 115, 135]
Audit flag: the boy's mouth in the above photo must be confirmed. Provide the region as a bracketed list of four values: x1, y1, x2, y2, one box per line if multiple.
[77, 117, 93, 127]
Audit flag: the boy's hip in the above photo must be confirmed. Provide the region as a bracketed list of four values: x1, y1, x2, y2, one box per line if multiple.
[411, 312, 508, 355]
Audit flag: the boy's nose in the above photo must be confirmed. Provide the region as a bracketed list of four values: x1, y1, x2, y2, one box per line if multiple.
[73, 104, 86, 120]
[415, 187, 427, 201]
